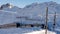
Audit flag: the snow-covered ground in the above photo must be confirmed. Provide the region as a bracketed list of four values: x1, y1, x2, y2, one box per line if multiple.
[0, 27, 56, 34]
[0, 27, 40, 34]
[24, 30, 56, 34]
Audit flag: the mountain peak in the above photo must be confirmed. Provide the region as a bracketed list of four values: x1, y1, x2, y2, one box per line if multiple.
[6, 3, 13, 8]
[48, 1, 56, 3]
[0, 3, 13, 9]
[24, 2, 39, 8]
[44, 1, 57, 6]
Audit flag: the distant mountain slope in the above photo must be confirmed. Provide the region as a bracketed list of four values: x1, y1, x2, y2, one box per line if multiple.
[0, 1, 60, 24]
[18, 1, 60, 21]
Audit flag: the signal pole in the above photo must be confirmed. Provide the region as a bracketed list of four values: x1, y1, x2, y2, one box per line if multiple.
[45, 7, 48, 34]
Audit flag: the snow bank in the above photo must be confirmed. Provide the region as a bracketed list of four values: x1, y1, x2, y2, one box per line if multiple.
[24, 30, 56, 34]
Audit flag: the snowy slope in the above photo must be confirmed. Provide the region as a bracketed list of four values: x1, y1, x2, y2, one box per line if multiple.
[0, 1, 60, 34]
[0, 1, 60, 24]
[17, 1, 60, 22]
[0, 10, 17, 25]
[16, 1, 60, 26]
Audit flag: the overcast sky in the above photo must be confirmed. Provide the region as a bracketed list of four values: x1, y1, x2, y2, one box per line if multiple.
[0, 0, 60, 8]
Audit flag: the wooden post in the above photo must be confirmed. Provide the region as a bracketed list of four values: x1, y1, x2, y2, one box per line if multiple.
[53, 12, 56, 31]
[45, 7, 48, 34]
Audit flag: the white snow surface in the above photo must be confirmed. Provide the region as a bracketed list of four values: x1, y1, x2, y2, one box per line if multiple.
[0, 27, 41, 34]
[24, 30, 56, 34]
[0, 28, 56, 34]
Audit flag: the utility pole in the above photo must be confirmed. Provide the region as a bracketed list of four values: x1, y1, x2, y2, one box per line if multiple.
[53, 12, 56, 31]
[45, 7, 48, 34]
